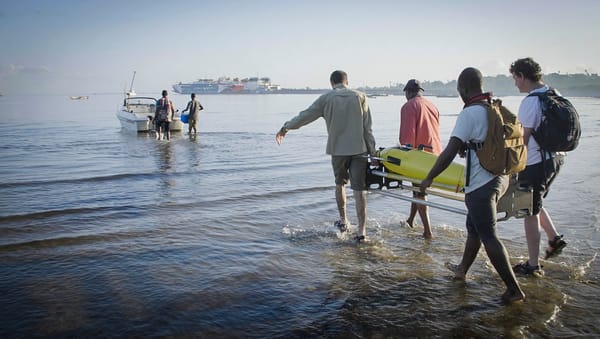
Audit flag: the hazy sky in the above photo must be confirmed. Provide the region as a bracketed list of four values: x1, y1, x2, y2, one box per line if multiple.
[1, 0, 599, 95]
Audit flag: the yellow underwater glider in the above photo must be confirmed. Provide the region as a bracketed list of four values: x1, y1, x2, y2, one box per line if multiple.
[368, 146, 533, 221]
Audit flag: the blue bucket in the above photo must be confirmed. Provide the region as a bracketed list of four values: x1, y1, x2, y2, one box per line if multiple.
[181, 114, 189, 123]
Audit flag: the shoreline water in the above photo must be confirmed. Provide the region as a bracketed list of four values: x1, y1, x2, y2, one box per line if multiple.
[0, 94, 598, 337]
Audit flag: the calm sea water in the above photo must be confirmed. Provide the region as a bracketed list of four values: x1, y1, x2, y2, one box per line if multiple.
[0, 92, 598, 337]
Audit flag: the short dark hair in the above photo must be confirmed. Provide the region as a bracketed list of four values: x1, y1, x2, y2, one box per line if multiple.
[191, 93, 196, 98]
[510, 57, 542, 82]
[330, 70, 347, 85]
[458, 67, 483, 92]
[162, 90, 168, 96]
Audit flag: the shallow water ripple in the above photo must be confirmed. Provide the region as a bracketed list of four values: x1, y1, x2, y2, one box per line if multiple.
[0, 94, 599, 337]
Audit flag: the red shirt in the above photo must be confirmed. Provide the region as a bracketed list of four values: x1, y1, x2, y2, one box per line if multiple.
[399, 96, 442, 154]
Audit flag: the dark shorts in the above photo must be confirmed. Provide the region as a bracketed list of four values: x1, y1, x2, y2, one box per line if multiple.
[465, 176, 508, 244]
[156, 120, 170, 132]
[331, 153, 368, 191]
[518, 156, 562, 215]
[412, 182, 425, 198]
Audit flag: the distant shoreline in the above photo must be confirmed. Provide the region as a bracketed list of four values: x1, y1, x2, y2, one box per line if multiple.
[169, 72, 599, 97]
[3, 73, 597, 98]
[2, 91, 597, 99]
[356, 73, 600, 98]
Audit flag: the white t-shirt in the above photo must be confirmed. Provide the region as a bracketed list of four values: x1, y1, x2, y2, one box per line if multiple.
[518, 85, 552, 165]
[451, 104, 496, 193]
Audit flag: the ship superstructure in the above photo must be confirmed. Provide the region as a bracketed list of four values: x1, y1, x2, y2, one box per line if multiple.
[173, 76, 280, 94]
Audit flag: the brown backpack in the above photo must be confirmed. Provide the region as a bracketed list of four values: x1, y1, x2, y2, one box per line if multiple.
[467, 98, 527, 178]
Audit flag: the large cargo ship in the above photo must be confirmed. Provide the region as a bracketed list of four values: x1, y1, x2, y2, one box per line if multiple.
[172, 76, 280, 94]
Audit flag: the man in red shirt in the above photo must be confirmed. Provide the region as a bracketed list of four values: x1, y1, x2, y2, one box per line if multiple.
[399, 79, 442, 238]
[154, 90, 175, 141]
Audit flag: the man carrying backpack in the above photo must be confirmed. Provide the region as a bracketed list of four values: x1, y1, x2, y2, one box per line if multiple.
[420, 67, 525, 303]
[509, 57, 567, 276]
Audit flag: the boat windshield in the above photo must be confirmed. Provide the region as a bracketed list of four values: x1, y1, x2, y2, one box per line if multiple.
[124, 97, 157, 113]
[125, 97, 157, 106]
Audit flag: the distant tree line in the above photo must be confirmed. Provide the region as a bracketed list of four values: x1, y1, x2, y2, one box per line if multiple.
[357, 73, 600, 97]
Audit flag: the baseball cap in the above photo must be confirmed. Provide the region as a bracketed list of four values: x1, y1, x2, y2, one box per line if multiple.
[403, 79, 424, 92]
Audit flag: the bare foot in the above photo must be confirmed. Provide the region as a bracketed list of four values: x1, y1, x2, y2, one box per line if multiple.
[501, 289, 526, 304]
[445, 262, 466, 280]
[423, 231, 432, 239]
[405, 219, 414, 228]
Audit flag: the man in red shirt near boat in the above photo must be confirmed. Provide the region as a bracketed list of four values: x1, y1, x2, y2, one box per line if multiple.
[154, 90, 175, 141]
[399, 79, 442, 238]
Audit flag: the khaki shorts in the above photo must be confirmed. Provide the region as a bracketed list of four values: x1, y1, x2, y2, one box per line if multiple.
[331, 153, 368, 191]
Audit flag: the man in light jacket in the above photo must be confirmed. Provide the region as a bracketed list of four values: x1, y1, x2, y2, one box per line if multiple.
[276, 70, 377, 242]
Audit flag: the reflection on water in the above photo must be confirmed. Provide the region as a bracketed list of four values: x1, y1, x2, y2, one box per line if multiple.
[157, 142, 173, 172]
[0, 94, 598, 337]
[157, 141, 176, 202]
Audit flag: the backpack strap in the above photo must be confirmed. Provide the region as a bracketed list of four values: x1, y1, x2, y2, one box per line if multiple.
[462, 96, 492, 187]
[464, 99, 491, 150]
[465, 98, 492, 150]
[466, 141, 484, 150]
[466, 147, 472, 187]
[526, 87, 556, 158]
[526, 87, 554, 98]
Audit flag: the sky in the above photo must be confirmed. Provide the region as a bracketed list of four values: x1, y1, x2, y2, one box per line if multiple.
[1, 0, 599, 95]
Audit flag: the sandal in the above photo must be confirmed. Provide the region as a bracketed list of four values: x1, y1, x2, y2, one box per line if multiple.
[334, 220, 348, 232]
[545, 235, 567, 260]
[353, 235, 367, 244]
[513, 261, 544, 277]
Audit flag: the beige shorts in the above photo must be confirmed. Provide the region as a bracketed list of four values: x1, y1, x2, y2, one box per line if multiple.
[331, 153, 368, 191]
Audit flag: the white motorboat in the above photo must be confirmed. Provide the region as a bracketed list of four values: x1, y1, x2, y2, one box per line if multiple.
[117, 95, 183, 132]
[116, 72, 183, 133]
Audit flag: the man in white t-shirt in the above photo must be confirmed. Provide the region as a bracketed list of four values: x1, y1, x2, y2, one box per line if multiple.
[420, 67, 525, 303]
[510, 57, 566, 276]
